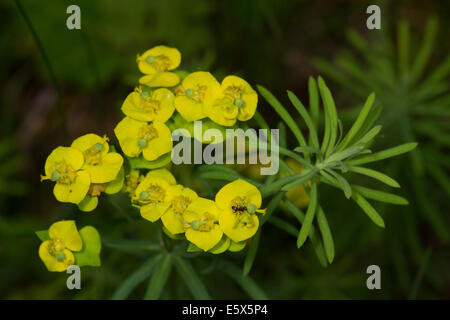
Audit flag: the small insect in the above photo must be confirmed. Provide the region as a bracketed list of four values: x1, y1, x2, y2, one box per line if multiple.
[232, 205, 247, 213]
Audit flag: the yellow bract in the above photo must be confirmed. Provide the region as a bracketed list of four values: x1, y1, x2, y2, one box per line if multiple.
[71, 133, 124, 184]
[137, 45, 181, 87]
[184, 198, 223, 251]
[206, 75, 258, 126]
[41, 146, 91, 204]
[39, 221, 82, 272]
[122, 87, 175, 123]
[216, 179, 265, 242]
[174, 71, 222, 122]
[114, 117, 173, 161]
[134, 169, 177, 222]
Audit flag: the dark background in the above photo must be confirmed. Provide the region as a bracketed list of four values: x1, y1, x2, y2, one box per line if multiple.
[1, 0, 449, 299]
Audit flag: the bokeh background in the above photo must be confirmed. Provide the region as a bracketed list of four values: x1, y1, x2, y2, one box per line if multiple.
[1, 0, 449, 299]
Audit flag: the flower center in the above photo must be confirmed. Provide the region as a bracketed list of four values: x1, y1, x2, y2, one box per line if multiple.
[138, 124, 159, 149]
[175, 84, 207, 103]
[89, 183, 106, 197]
[84, 143, 104, 166]
[224, 85, 245, 108]
[47, 238, 65, 256]
[144, 54, 171, 72]
[51, 162, 77, 185]
[139, 184, 166, 204]
[137, 88, 161, 114]
[190, 211, 216, 232]
[172, 196, 191, 214]
[230, 196, 256, 229]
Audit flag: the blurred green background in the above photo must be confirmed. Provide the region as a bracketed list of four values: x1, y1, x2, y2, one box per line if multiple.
[1, 0, 449, 299]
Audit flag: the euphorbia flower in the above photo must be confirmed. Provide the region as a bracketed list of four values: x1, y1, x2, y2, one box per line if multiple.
[137, 45, 181, 87]
[39, 220, 82, 272]
[71, 134, 124, 184]
[114, 117, 173, 161]
[161, 184, 198, 234]
[134, 169, 177, 222]
[174, 71, 222, 122]
[121, 86, 175, 123]
[216, 179, 265, 242]
[206, 75, 258, 126]
[41, 146, 91, 204]
[183, 198, 223, 251]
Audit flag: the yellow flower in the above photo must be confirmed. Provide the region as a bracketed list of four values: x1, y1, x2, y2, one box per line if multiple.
[134, 169, 177, 222]
[71, 134, 123, 184]
[41, 146, 91, 204]
[216, 179, 265, 242]
[114, 117, 173, 161]
[183, 198, 223, 251]
[161, 185, 198, 235]
[38, 220, 82, 272]
[284, 158, 310, 208]
[121, 87, 175, 123]
[174, 71, 222, 122]
[137, 45, 181, 87]
[206, 75, 258, 126]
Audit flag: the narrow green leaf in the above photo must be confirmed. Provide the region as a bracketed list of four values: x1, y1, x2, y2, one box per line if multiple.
[318, 77, 338, 156]
[261, 191, 285, 225]
[297, 182, 318, 248]
[348, 104, 382, 146]
[326, 145, 364, 164]
[422, 55, 450, 87]
[243, 230, 261, 276]
[317, 206, 335, 263]
[308, 77, 320, 129]
[356, 125, 382, 145]
[218, 261, 268, 300]
[398, 19, 410, 76]
[349, 166, 400, 188]
[173, 256, 211, 299]
[351, 192, 385, 228]
[281, 168, 318, 191]
[144, 254, 172, 300]
[112, 254, 162, 300]
[335, 92, 376, 152]
[352, 185, 409, 205]
[348, 142, 418, 165]
[287, 90, 320, 149]
[411, 17, 438, 82]
[257, 85, 307, 147]
[261, 173, 303, 196]
[294, 146, 322, 155]
[326, 169, 352, 199]
[282, 200, 328, 267]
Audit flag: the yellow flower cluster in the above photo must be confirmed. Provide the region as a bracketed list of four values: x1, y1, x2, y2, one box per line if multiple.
[133, 169, 265, 252]
[115, 45, 258, 164]
[39, 45, 264, 273]
[41, 134, 124, 212]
